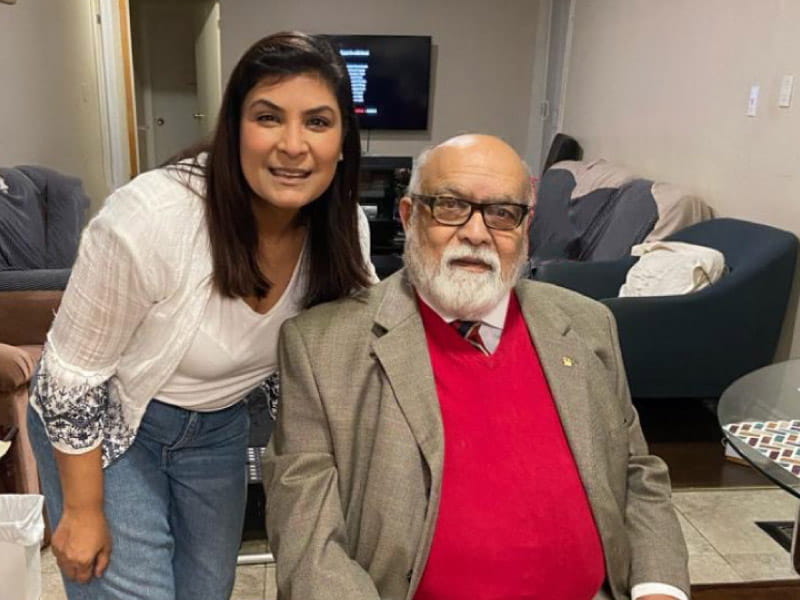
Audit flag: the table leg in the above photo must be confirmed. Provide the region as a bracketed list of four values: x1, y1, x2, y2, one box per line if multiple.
[237, 552, 274, 566]
[793, 504, 800, 574]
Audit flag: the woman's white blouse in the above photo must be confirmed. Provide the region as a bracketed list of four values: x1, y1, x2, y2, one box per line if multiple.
[29, 162, 377, 467]
[156, 241, 307, 411]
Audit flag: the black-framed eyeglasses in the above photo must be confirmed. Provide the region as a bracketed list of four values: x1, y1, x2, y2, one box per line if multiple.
[410, 194, 529, 231]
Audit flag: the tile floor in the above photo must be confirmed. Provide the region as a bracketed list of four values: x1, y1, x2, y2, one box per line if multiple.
[674, 487, 800, 584]
[38, 486, 800, 599]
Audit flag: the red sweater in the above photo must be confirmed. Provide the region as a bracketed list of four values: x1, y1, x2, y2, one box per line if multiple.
[414, 295, 605, 600]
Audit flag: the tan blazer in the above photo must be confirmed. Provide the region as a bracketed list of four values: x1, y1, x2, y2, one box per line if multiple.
[264, 271, 689, 600]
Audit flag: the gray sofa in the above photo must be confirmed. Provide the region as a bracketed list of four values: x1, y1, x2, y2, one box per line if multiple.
[0, 165, 89, 290]
[529, 159, 714, 268]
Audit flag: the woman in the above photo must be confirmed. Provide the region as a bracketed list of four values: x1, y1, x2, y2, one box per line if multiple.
[28, 31, 376, 600]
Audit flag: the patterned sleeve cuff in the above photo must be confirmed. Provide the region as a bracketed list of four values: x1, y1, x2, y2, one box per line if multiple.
[29, 354, 109, 454]
[246, 371, 280, 421]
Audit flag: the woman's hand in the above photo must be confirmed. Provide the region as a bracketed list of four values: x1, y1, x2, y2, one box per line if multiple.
[53, 447, 110, 584]
[52, 506, 112, 583]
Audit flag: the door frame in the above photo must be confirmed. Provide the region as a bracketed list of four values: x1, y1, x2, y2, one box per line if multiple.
[93, 0, 139, 187]
[524, 0, 576, 175]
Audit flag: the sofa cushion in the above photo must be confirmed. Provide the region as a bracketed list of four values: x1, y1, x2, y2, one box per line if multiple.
[0, 168, 47, 269]
[530, 159, 714, 268]
[530, 159, 635, 265]
[585, 179, 658, 261]
[530, 167, 581, 263]
[17, 166, 90, 269]
[646, 182, 716, 242]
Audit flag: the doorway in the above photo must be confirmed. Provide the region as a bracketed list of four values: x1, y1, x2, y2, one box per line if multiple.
[538, 0, 574, 172]
[525, 0, 575, 175]
[129, 0, 221, 171]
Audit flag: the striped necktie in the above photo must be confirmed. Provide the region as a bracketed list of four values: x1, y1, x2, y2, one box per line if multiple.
[453, 320, 490, 355]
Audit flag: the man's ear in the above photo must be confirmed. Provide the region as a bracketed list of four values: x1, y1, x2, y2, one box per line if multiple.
[525, 207, 534, 236]
[398, 196, 413, 231]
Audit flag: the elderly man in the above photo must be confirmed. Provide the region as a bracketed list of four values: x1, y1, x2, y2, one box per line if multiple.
[264, 134, 689, 600]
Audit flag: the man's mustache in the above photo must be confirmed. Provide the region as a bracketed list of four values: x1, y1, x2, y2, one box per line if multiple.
[441, 246, 501, 272]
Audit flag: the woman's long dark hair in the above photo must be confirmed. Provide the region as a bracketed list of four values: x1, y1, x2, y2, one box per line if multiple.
[172, 31, 370, 308]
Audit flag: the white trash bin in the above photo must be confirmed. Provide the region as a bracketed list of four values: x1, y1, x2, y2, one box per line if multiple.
[0, 494, 45, 600]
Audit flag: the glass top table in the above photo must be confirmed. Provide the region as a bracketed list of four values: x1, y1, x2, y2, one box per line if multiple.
[718, 358, 800, 573]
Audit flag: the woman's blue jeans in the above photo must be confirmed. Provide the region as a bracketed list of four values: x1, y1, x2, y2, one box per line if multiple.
[28, 399, 249, 600]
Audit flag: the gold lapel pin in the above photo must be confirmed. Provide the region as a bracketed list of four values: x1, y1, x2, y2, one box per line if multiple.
[562, 356, 575, 367]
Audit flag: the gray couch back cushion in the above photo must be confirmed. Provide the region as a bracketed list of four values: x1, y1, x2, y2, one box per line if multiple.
[0, 166, 89, 271]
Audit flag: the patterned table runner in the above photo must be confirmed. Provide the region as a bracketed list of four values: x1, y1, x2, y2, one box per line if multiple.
[724, 419, 800, 477]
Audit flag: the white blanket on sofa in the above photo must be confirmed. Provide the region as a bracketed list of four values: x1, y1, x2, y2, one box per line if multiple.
[619, 241, 726, 297]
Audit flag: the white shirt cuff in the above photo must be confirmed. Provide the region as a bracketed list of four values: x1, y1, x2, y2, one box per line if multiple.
[631, 582, 688, 600]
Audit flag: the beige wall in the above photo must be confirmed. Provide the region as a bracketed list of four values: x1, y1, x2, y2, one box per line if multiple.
[0, 0, 108, 212]
[0, 0, 543, 207]
[562, 0, 800, 357]
[219, 0, 542, 159]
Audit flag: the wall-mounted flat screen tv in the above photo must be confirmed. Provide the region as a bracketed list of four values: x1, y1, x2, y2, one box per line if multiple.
[326, 34, 432, 131]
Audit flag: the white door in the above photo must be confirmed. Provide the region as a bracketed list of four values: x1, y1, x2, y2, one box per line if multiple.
[195, 2, 222, 139]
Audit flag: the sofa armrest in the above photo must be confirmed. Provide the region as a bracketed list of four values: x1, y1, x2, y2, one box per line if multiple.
[0, 268, 70, 291]
[0, 290, 62, 346]
[0, 344, 35, 392]
[531, 256, 636, 300]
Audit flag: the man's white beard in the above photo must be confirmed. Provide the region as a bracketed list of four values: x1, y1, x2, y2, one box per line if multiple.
[404, 225, 528, 321]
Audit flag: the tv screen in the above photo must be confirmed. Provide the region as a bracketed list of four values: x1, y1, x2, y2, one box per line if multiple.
[326, 35, 432, 131]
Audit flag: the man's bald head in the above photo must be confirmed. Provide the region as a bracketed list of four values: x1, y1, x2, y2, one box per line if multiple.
[407, 134, 533, 206]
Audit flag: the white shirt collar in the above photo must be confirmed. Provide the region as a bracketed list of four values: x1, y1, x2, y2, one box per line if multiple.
[415, 289, 511, 331]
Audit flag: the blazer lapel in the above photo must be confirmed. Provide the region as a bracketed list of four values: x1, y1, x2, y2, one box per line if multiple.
[515, 282, 600, 499]
[371, 272, 444, 479]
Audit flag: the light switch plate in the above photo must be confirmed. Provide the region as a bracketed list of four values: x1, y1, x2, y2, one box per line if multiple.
[747, 85, 760, 117]
[779, 75, 794, 108]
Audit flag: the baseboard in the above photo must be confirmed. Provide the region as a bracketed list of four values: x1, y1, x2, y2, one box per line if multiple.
[692, 579, 800, 600]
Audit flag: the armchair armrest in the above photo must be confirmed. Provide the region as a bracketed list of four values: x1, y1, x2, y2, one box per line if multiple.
[531, 256, 636, 300]
[0, 344, 35, 392]
[604, 285, 781, 399]
[0, 290, 62, 346]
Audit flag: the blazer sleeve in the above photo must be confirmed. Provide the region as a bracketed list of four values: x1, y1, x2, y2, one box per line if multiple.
[263, 319, 381, 600]
[606, 310, 691, 596]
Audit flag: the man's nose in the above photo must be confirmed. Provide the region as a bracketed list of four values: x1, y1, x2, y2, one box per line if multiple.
[457, 208, 493, 246]
[277, 122, 307, 157]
